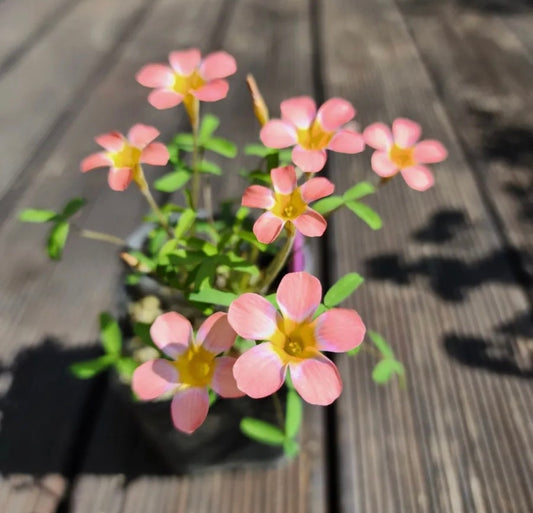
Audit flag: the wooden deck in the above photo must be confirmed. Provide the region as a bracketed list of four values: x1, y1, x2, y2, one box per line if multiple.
[0, 0, 532, 511]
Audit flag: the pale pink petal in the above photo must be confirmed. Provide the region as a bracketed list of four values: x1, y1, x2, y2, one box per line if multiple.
[371, 150, 398, 177]
[192, 79, 229, 101]
[148, 89, 183, 109]
[211, 357, 244, 398]
[260, 120, 297, 148]
[289, 354, 342, 405]
[317, 98, 355, 131]
[253, 212, 285, 244]
[414, 140, 448, 164]
[228, 293, 279, 340]
[136, 64, 174, 88]
[169, 48, 201, 75]
[392, 118, 421, 148]
[280, 96, 316, 129]
[242, 185, 275, 209]
[197, 312, 236, 354]
[150, 312, 193, 358]
[200, 51, 237, 81]
[315, 308, 366, 352]
[95, 131, 124, 152]
[233, 343, 286, 398]
[363, 123, 393, 150]
[328, 129, 365, 154]
[171, 387, 209, 434]
[401, 165, 435, 191]
[140, 142, 169, 166]
[80, 152, 111, 173]
[271, 165, 297, 194]
[300, 177, 335, 202]
[292, 146, 327, 173]
[276, 272, 321, 322]
[128, 124, 160, 147]
[132, 359, 178, 400]
[293, 209, 327, 238]
[107, 167, 133, 191]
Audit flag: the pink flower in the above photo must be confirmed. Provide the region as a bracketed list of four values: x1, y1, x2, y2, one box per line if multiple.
[136, 48, 237, 109]
[242, 165, 334, 244]
[132, 312, 243, 434]
[363, 118, 448, 191]
[260, 96, 365, 173]
[228, 272, 366, 405]
[80, 124, 169, 191]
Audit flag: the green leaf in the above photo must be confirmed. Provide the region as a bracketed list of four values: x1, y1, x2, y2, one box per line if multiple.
[265, 293, 278, 308]
[240, 418, 285, 446]
[197, 160, 222, 175]
[283, 438, 300, 458]
[312, 196, 344, 215]
[154, 170, 191, 192]
[148, 228, 168, 255]
[115, 357, 138, 379]
[99, 312, 122, 356]
[133, 322, 155, 348]
[203, 137, 237, 158]
[342, 182, 376, 202]
[285, 390, 303, 439]
[208, 389, 218, 406]
[372, 359, 405, 384]
[240, 169, 272, 184]
[323, 273, 365, 308]
[278, 148, 293, 164]
[313, 304, 328, 318]
[19, 208, 58, 223]
[174, 209, 196, 240]
[347, 345, 363, 357]
[173, 133, 194, 151]
[368, 331, 394, 359]
[345, 201, 382, 230]
[69, 354, 115, 379]
[199, 114, 220, 140]
[62, 197, 86, 218]
[47, 221, 69, 260]
[244, 143, 276, 157]
[234, 336, 256, 353]
[188, 288, 238, 307]
[193, 259, 216, 289]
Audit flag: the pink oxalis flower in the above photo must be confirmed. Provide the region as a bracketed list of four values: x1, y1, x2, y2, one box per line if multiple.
[136, 48, 237, 110]
[228, 272, 366, 405]
[242, 165, 334, 244]
[80, 124, 169, 191]
[260, 96, 365, 173]
[132, 312, 243, 434]
[363, 118, 447, 191]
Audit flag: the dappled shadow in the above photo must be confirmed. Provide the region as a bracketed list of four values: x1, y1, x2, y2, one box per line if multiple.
[455, 0, 533, 14]
[413, 209, 468, 243]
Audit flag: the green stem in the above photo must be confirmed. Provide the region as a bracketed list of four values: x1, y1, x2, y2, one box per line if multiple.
[185, 97, 201, 211]
[77, 228, 125, 246]
[272, 392, 285, 431]
[259, 226, 296, 294]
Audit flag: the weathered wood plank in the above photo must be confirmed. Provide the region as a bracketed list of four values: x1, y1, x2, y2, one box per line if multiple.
[320, 0, 533, 512]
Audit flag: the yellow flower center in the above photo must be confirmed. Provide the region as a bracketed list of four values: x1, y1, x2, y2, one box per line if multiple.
[271, 318, 318, 364]
[173, 344, 215, 388]
[270, 188, 307, 221]
[171, 70, 205, 95]
[109, 143, 142, 169]
[389, 144, 416, 169]
[297, 119, 334, 150]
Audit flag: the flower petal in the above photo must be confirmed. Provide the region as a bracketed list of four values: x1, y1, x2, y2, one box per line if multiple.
[292, 209, 327, 238]
[242, 185, 275, 209]
[401, 165, 435, 191]
[107, 167, 133, 191]
[169, 48, 201, 75]
[148, 89, 183, 109]
[363, 123, 393, 150]
[371, 150, 398, 177]
[276, 271, 321, 322]
[280, 96, 316, 129]
[140, 142, 169, 166]
[233, 343, 286, 398]
[253, 212, 285, 244]
[289, 354, 342, 405]
[260, 120, 297, 148]
[211, 357, 244, 398]
[95, 131, 124, 152]
[200, 51, 237, 81]
[271, 165, 297, 194]
[150, 312, 192, 358]
[132, 359, 178, 400]
[317, 98, 355, 131]
[228, 293, 279, 340]
[197, 312, 236, 354]
[192, 79, 229, 101]
[300, 177, 335, 202]
[414, 140, 448, 164]
[327, 129, 365, 154]
[171, 387, 209, 434]
[128, 124, 160, 147]
[392, 118, 421, 148]
[292, 146, 327, 173]
[80, 153, 111, 173]
[136, 64, 174, 88]
[315, 308, 366, 352]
